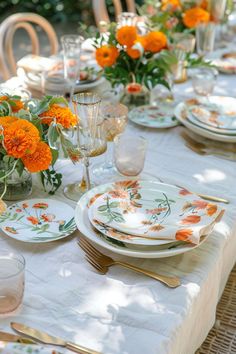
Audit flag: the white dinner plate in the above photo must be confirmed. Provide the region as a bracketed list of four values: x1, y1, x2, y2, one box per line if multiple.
[128, 104, 179, 128]
[0, 199, 76, 243]
[175, 102, 236, 143]
[75, 180, 223, 258]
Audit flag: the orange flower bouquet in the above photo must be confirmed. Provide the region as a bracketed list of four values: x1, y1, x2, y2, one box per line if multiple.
[94, 22, 177, 104]
[0, 94, 76, 199]
[140, 0, 210, 34]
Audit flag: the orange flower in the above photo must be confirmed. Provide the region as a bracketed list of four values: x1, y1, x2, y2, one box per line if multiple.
[3, 119, 40, 158]
[22, 141, 52, 173]
[0, 96, 24, 112]
[126, 47, 141, 59]
[176, 228, 193, 241]
[181, 215, 201, 224]
[206, 203, 218, 216]
[192, 200, 208, 209]
[162, 0, 181, 11]
[179, 188, 192, 196]
[33, 203, 48, 209]
[200, 0, 208, 9]
[126, 83, 142, 93]
[27, 216, 39, 225]
[40, 104, 77, 129]
[96, 45, 119, 68]
[116, 26, 137, 47]
[126, 36, 146, 59]
[144, 31, 167, 53]
[88, 193, 103, 208]
[183, 7, 210, 28]
[0, 116, 18, 130]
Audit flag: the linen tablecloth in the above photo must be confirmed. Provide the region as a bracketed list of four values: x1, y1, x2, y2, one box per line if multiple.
[0, 73, 236, 354]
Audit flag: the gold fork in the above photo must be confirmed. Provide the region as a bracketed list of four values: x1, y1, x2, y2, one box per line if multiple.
[78, 237, 181, 288]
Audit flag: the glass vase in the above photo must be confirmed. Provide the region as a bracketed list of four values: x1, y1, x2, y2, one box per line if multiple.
[0, 167, 32, 201]
[120, 83, 150, 109]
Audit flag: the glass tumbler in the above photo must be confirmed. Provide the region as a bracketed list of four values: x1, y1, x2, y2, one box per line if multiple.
[191, 68, 217, 97]
[0, 250, 25, 315]
[196, 22, 216, 57]
[114, 134, 147, 177]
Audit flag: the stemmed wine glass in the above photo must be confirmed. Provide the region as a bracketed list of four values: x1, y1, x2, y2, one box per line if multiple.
[47, 93, 107, 201]
[64, 93, 107, 201]
[207, 0, 227, 48]
[92, 103, 128, 182]
[61, 35, 84, 101]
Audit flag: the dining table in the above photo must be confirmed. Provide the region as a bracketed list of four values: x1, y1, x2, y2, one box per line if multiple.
[0, 52, 236, 354]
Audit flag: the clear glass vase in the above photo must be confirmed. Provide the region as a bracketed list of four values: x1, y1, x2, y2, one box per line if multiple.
[120, 83, 150, 109]
[0, 167, 32, 201]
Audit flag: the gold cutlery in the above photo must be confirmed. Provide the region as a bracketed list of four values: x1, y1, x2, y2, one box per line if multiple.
[181, 131, 236, 154]
[0, 331, 36, 344]
[78, 237, 181, 288]
[185, 141, 236, 160]
[10, 322, 101, 354]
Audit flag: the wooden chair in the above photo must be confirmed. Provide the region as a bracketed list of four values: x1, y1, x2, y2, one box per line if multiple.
[0, 13, 59, 80]
[92, 0, 136, 29]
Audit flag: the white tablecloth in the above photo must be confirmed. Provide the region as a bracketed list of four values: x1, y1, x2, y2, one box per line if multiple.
[0, 73, 236, 354]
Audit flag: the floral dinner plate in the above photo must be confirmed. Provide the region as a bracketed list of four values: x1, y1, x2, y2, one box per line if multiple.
[0, 199, 76, 243]
[128, 104, 179, 128]
[175, 102, 236, 143]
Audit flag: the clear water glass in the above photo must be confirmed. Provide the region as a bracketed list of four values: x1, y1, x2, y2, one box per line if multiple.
[114, 134, 147, 177]
[191, 68, 217, 96]
[0, 250, 25, 315]
[196, 22, 216, 57]
[61, 35, 84, 100]
[170, 33, 196, 53]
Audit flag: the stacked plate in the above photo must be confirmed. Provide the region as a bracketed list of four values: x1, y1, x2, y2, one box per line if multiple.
[75, 179, 224, 258]
[175, 96, 236, 142]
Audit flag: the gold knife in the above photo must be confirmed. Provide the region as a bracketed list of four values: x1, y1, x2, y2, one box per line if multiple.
[0, 331, 36, 344]
[11, 322, 101, 354]
[196, 193, 229, 204]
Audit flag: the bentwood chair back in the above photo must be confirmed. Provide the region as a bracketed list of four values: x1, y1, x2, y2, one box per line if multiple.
[92, 0, 136, 29]
[0, 13, 58, 80]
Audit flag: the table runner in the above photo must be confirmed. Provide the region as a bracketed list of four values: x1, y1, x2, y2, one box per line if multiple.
[0, 72, 236, 354]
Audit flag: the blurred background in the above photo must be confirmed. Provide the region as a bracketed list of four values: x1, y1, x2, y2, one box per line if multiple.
[0, 0, 144, 30]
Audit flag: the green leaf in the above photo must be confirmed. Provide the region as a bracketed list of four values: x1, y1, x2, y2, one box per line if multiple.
[98, 205, 107, 212]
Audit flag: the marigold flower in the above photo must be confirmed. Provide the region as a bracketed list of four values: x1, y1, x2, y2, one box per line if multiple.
[27, 216, 39, 225]
[183, 7, 210, 28]
[96, 45, 119, 68]
[22, 141, 52, 173]
[162, 0, 181, 11]
[127, 37, 146, 59]
[3, 119, 40, 158]
[126, 47, 141, 59]
[40, 104, 77, 129]
[116, 26, 137, 47]
[0, 96, 24, 112]
[0, 116, 19, 130]
[144, 31, 167, 53]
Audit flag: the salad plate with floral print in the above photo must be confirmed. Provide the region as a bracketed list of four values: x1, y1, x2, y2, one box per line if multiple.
[75, 180, 224, 258]
[0, 199, 77, 243]
[128, 104, 179, 128]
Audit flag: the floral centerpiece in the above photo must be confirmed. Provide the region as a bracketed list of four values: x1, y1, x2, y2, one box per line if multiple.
[94, 22, 177, 106]
[140, 0, 210, 34]
[0, 93, 77, 200]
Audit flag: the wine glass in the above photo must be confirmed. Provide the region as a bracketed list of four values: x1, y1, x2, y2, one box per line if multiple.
[208, 0, 227, 48]
[61, 35, 84, 101]
[92, 103, 128, 182]
[62, 93, 107, 201]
